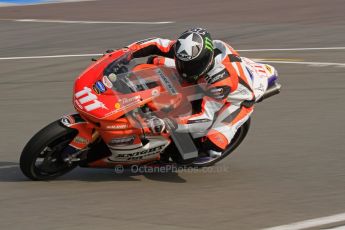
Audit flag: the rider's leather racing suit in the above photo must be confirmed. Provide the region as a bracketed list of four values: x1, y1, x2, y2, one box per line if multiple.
[127, 38, 271, 151]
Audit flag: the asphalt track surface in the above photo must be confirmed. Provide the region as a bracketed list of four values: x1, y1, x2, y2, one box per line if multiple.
[0, 0, 345, 229]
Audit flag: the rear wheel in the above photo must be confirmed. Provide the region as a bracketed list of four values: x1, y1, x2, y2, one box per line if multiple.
[20, 120, 78, 180]
[192, 118, 251, 167]
[169, 118, 251, 167]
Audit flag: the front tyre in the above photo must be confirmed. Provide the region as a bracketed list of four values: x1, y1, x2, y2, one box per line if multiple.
[20, 120, 78, 181]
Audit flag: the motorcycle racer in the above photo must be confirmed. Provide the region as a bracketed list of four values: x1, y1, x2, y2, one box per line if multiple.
[126, 28, 276, 157]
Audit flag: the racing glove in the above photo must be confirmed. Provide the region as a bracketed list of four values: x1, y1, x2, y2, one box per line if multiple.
[147, 116, 166, 134]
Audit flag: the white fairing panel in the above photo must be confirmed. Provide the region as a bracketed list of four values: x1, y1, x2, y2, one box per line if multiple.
[107, 136, 170, 163]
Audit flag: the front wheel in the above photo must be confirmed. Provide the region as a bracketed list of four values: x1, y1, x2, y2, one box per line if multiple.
[20, 120, 78, 180]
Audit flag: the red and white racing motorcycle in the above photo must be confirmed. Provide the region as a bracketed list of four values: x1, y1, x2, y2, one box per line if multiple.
[20, 49, 281, 180]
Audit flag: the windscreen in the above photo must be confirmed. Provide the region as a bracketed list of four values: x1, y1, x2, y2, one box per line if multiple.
[102, 52, 179, 95]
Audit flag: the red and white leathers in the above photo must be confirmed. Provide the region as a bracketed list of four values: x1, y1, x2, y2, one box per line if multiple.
[127, 38, 274, 151]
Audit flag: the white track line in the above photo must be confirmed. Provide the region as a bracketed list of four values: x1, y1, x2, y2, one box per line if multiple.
[238, 47, 345, 52]
[0, 0, 95, 7]
[0, 54, 101, 60]
[254, 59, 345, 67]
[3, 55, 344, 68]
[1, 46, 345, 62]
[324, 226, 345, 230]
[262, 212, 345, 230]
[12, 19, 175, 24]
[0, 165, 18, 169]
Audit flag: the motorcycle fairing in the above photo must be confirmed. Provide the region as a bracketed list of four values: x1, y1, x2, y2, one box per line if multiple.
[60, 114, 94, 150]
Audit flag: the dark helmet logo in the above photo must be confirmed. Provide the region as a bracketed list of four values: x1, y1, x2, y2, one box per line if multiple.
[175, 33, 203, 61]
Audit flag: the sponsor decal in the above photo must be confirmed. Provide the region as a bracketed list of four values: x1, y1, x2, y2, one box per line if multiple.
[245, 66, 254, 81]
[93, 85, 100, 94]
[187, 118, 211, 124]
[102, 75, 113, 89]
[228, 54, 242, 62]
[108, 73, 117, 82]
[73, 136, 89, 145]
[156, 69, 177, 95]
[211, 72, 226, 83]
[114, 144, 165, 161]
[114, 102, 121, 109]
[210, 87, 224, 94]
[255, 64, 267, 75]
[205, 69, 228, 84]
[106, 124, 128, 130]
[265, 64, 272, 74]
[176, 33, 202, 61]
[205, 37, 213, 51]
[208, 86, 230, 99]
[108, 136, 135, 147]
[60, 115, 74, 127]
[93, 81, 106, 94]
[188, 28, 208, 35]
[61, 117, 70, 126]
[119, 95, 141, 106]
[176, 52, 192, 61]
[74, 99, 83, 109]
[243, 58, 267, 77]
[75, 87, 108, 112]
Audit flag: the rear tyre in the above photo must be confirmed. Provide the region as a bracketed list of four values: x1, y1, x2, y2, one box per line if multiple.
[20, 120, 78, 181]
[169, 118, 251, 167]
[192, 118, 251, 167]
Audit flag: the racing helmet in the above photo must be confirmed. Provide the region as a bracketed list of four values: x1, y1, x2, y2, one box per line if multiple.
[174, 28, 214, 82]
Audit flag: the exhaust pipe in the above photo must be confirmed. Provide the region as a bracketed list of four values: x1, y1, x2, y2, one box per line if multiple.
[257, 83, 282, 102]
